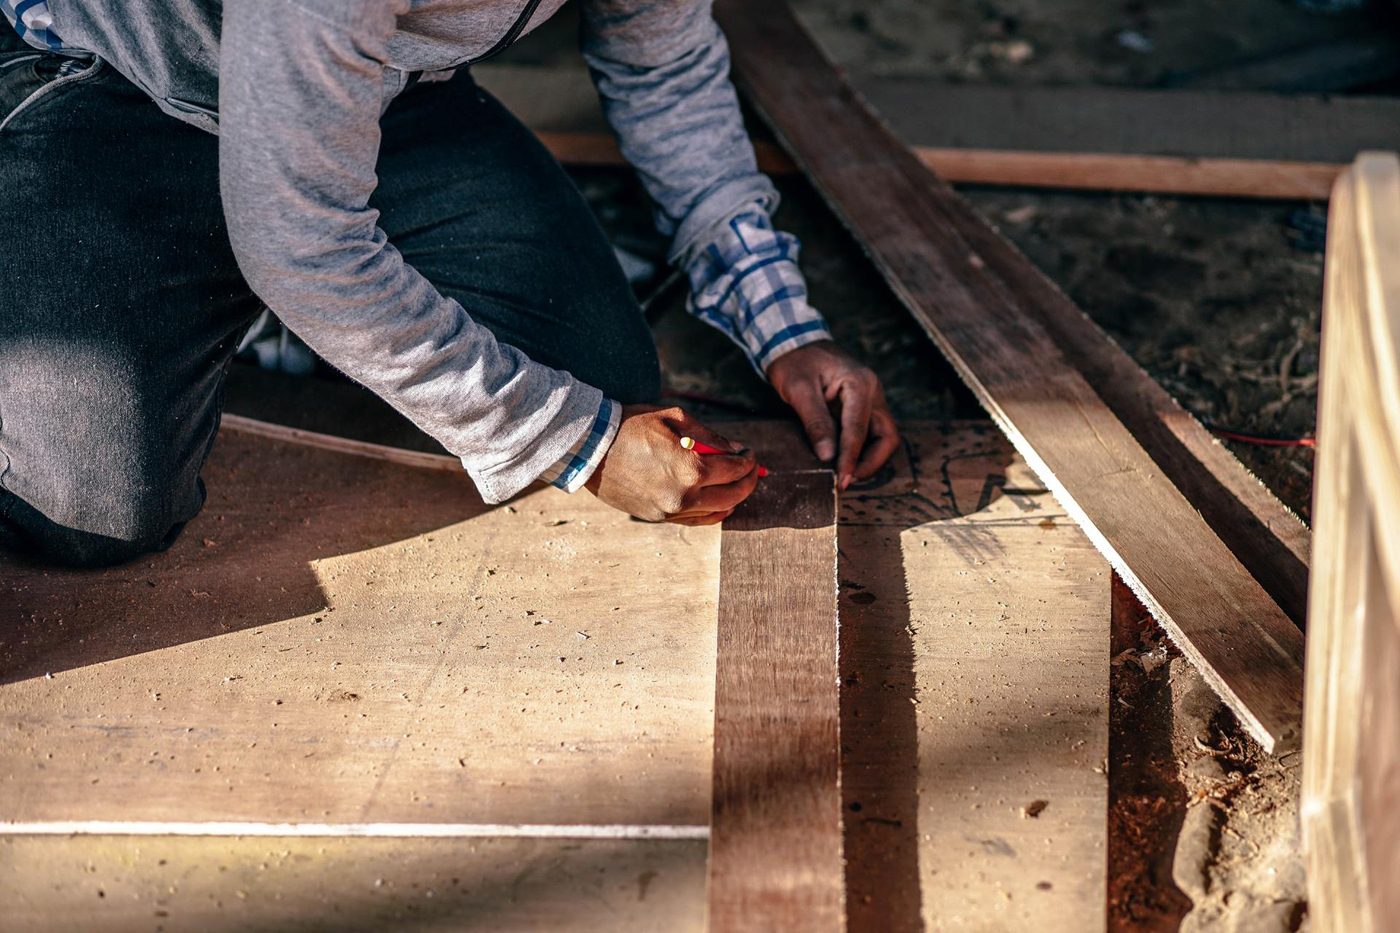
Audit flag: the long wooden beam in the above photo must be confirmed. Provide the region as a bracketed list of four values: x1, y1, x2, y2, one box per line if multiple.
[712, 1, 1305, 753]
[532, 129, 1338, 200]
[709, 472, 844, 931]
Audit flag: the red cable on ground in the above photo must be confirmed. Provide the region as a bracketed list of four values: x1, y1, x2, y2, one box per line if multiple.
[1205, 424, 1315, 448]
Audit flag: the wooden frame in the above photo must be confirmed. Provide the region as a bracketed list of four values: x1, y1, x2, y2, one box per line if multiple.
[1303, 151, 1400, 933]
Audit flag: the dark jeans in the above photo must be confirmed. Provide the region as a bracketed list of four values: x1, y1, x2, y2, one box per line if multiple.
[0, 43, 659, 568]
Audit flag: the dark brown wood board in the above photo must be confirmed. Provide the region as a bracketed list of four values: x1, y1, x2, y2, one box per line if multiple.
[708, 472, 844, 932]
[711, 1, 1304, 753]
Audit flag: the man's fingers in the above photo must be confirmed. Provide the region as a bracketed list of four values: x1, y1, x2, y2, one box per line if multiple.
[854, 407, 900, 480]
[668, 508, 734, 526]
[684, 462, 761, 512]
[786, 378, 837, 461]
[692, 447, 757, 487]
[836, 378, 874, 489]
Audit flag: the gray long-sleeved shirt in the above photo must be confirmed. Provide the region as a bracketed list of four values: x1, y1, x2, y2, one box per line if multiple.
[26, 0, 833, 501]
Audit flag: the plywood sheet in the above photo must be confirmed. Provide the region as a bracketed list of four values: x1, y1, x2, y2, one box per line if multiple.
[0, 835, 706, 933]
[1, 420, 1109, 932]
[0, 430, 719, 827]
[836, 425, 1109, 932]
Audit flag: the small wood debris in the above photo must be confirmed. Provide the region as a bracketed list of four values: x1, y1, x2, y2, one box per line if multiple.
[1022, 799, 1049, 819]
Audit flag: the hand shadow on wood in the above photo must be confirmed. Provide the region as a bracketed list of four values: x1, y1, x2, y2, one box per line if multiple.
[0, 429, 506, 684]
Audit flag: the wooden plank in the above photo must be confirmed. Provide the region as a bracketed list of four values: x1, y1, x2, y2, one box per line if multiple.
[0, 429, 721, 828]
[532, 129, 1337, 200]
[708, 472, 844, 932]
[907, 150, 1336, 201]
[837, 424, 1109, 932]
[0, 835, 707, 932]
[472, 63, 1400, 198]
[712, 1, 1304, 753]
[1303, 152, 1400, 933]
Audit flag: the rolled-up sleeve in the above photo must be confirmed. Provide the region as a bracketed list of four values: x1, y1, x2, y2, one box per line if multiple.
[582, 1, 831, 369]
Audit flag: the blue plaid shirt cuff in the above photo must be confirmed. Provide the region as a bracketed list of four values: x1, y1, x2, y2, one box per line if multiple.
[538, 396, 620, 493]
[684, 207, 833, 375]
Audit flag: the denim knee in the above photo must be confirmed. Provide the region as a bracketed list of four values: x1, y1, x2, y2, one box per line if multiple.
[0, 476, 199, 569]
[596, 339, 662, 406]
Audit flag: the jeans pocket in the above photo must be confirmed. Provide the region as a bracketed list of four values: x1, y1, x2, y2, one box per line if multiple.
[0, 54, 102, 133]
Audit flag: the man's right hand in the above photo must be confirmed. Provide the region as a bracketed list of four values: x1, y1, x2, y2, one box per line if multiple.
[583, 405, 761, 526]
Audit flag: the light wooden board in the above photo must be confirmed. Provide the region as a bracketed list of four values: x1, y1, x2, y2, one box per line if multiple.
[708, 472, 843, 932]
[837, 424, 1108, 932]
[713, 1, 1304, 753]
[1303, 152, 1400, 933]
[0, 835, 707, 932]
[0, 430, 720, 828]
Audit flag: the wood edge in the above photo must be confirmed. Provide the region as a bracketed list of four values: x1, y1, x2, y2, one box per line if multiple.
[219, 414, 463, 473]
[972, 391, 1299, 755]
[0, 821, 710, 839]
[531, 130, 1339, 200]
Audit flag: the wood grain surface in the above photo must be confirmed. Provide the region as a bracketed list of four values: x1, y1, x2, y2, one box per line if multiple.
[1303, 152, 1400, 933]
[0, 430, 720, 827]
[855, 428, 1109, 931]
[0, 835, 706, 932]
[712, 1, 1303, 753]
[708, 472, 844, 932]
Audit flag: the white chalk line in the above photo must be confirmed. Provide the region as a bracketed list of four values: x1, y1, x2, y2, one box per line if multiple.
[0, 821, 709, 840]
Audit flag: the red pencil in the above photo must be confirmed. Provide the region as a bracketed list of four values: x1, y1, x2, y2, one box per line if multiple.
[679, 436, 769, 477]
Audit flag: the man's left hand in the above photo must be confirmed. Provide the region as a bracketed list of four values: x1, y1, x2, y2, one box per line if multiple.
[766, 340, 899, 490]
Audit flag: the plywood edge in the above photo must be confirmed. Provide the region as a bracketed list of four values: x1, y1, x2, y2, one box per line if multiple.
[220, 413, 463, 472]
